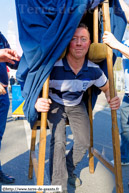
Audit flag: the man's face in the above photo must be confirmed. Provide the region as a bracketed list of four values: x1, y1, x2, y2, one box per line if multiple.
[68, 27, 91, 60]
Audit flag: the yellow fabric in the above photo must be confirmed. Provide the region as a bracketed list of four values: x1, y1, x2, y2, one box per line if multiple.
[88, 43, 107, 63]
[12, 101, 25, 115]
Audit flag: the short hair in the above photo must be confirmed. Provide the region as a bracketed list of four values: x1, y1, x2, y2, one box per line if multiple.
[77, 23, 90, 38]
[78, 23, 88, 29]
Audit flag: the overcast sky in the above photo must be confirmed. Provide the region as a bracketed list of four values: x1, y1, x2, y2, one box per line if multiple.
[0, 0, 17, 38]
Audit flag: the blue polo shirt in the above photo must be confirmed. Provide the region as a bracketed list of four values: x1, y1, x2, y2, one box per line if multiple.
[49, 57, 107, 106]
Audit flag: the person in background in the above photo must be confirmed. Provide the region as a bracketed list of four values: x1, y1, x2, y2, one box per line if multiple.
[0, 32, 20, 184]
[102, 31, 129, 59]
[0, 48, 19, 64]
[9, 76, 15, 93]
[102, 0, 129, 166]
[103, 31, 129, 165]
[0, 48, 19, 95]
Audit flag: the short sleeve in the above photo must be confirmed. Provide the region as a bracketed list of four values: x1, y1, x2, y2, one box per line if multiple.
[94, 71, 107, 88]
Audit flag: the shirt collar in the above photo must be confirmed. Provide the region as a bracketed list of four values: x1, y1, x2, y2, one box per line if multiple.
[62, 56, 88, 72]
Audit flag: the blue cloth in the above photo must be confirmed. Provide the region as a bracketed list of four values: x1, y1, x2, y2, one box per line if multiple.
[49, 57, 107, 106]
[15, 0, 126, 127]
[120, 94, 129, 163]
[117, 40, 129, 93]
[118, 40, 129, 164]
[122, 40, 129, 93]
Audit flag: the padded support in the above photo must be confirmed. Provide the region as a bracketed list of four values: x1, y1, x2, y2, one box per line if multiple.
[88, 43, 107, 63]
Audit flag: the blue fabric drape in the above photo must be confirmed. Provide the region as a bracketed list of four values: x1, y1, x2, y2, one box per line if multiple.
[15, 0, 126, 127]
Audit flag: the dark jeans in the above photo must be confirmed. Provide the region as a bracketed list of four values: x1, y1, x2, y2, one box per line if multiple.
[0, 91, 10, 170]
[47, 100, 90, 190]
[120, 94, 129, 163]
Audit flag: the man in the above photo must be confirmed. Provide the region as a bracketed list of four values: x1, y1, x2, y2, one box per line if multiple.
[103, 32, 129, 166]
[35, 24, 120, 193]
[0, 32, 20, 184]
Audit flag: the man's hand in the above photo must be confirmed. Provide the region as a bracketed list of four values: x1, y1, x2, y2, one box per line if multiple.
[108, 96, 120, 110]
[100, 81, 120, 110]
[35, 98, 52, 112]
[104, 90, 120, 110]
[0, 83, 7, 95]
[0, 48, 20, 64]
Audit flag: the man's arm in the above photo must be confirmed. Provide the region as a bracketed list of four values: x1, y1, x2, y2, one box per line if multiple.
[102, 31, 129, 59]
[119, 0, 129, 23]
[0, 48, 20, 64]
[99, 81, 120, 110]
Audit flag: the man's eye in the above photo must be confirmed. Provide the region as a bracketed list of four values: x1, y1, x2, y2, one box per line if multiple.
[72, 37, 77, 41]
[81, 37, 87, 42]
[71, 37, 88, 42]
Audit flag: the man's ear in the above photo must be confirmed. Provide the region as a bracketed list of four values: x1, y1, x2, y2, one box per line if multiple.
[88, 40, 91, 48]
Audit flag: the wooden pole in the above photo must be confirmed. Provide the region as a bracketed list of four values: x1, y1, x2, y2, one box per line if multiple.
[28, 128, 37, 179]
[102, 1, 123, 192]
[89, 6, 99, 174]
[93, 6, 99, 43]
[37, 76, 50, 192]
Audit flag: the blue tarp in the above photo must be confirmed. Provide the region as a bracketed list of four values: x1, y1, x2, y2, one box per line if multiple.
[15, 0, 127, 127]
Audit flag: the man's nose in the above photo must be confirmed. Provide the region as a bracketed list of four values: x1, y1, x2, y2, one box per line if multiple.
[76, 38, 81, 45]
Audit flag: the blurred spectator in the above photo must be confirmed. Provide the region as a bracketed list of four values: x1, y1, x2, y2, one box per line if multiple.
[0, 32, 20, 184]
[9, 76, 15, 92]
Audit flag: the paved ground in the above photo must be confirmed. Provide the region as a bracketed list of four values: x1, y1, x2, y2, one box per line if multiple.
[0, 91, 129, 193]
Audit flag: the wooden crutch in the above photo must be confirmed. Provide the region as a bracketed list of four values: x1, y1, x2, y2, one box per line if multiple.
[102, 1, 123, 192]
[36, 76, 50, 193]
[88, 6, 99, 173]
[88, 1, 123, 192]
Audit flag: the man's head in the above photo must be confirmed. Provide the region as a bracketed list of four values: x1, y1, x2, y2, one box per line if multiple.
[67, 23, 91, 60]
